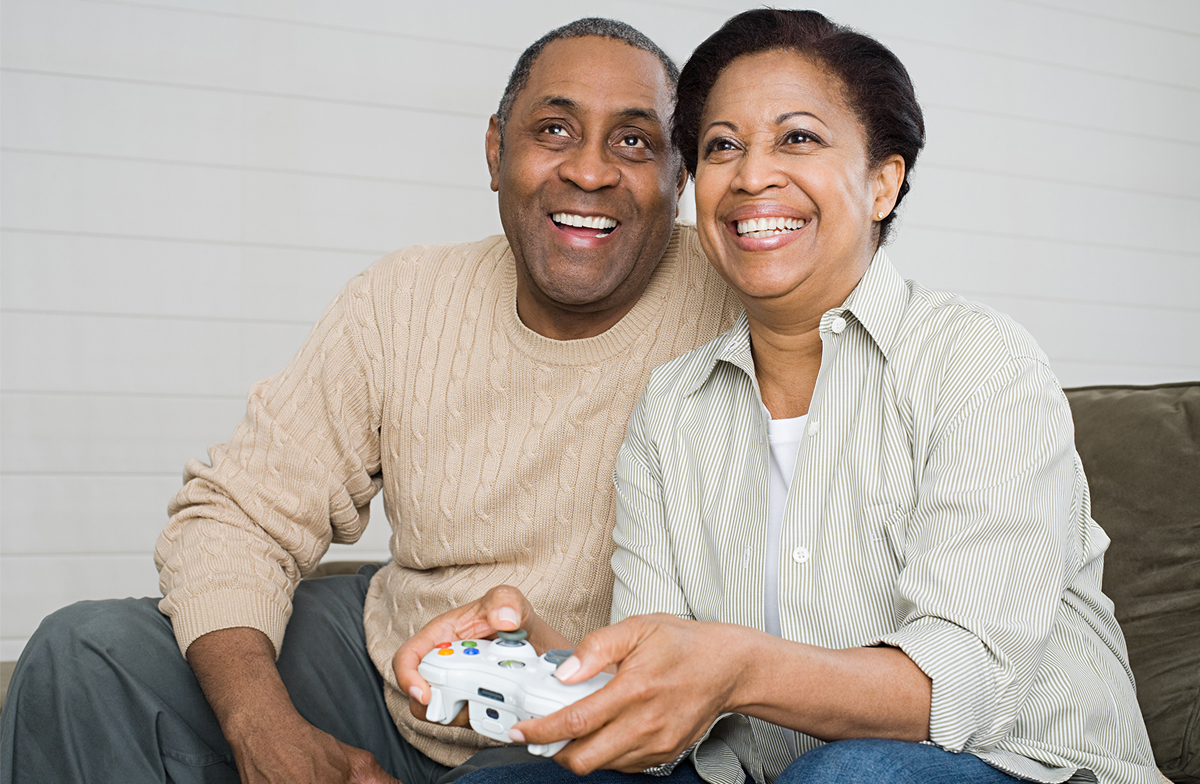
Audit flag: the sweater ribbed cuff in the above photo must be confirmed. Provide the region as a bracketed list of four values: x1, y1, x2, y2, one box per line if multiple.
[165, 587, 293, 659]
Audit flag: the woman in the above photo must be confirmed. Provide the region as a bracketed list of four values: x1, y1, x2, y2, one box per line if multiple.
[400, 10, 1157, 783]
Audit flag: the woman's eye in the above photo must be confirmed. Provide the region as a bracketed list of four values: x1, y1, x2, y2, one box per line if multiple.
[705, 137, 736, 153]
[784, 129, 819, 145]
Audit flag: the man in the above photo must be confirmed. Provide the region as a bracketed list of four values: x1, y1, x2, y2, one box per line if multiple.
[1, 18, 739, 784]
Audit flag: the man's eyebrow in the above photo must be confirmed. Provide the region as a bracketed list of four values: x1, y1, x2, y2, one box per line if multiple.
[616, 107, 663, 125]
[532, 97, 663, 126]
[538, 95, 580, 112]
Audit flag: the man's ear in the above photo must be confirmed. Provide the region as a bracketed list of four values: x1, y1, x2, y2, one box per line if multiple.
[486, 115, 502, 193]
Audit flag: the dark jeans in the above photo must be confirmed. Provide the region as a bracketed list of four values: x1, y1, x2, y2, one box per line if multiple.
[457, 738, 1025, 784]
[0, 569, 543, 784]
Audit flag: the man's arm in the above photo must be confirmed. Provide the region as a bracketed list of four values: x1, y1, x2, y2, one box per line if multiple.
[188, 627, 401, 784]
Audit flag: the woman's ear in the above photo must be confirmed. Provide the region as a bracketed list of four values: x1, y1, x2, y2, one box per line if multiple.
[872, 154, 905, 219]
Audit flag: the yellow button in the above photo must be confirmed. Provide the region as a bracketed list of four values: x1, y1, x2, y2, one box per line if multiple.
[438, 648, 454, 655]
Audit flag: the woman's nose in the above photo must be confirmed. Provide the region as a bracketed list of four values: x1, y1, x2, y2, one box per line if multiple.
[729, 148, 787, 194]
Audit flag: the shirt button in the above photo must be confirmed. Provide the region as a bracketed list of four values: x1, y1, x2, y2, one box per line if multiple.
[792, 546, 810, 564]
[831, 316, 847, 334]
[807, 420, 820, 437]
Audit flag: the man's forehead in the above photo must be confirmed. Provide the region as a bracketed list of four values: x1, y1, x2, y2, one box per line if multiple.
[516, 36, 672, 117]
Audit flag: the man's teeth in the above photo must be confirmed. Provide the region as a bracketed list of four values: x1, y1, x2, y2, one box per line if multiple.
[736, 217, 806, 239]
[553, 213, 618, 236]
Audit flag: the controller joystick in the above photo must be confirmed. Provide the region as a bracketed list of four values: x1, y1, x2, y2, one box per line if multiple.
[418, 630, 612, 757]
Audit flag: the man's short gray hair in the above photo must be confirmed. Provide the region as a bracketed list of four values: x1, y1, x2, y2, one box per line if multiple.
[495, 18, 680, 147]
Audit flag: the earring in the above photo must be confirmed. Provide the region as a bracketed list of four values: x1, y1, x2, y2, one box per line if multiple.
[877, 211, 886, 220]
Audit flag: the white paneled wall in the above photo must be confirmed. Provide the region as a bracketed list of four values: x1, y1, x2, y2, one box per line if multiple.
[2, 0, 1197, 660]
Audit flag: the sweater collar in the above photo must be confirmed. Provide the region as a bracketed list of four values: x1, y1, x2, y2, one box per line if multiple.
[499, 222, 692, 366]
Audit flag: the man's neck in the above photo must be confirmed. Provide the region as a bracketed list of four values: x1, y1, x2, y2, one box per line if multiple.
[514, 294, 638, 340]
[513, 272, 652, 341]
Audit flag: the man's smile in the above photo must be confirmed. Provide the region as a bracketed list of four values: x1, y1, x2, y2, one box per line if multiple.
[551, 212, 620, 238]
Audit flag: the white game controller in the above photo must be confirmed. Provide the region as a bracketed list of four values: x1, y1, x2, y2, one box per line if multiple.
[417, 628, 613, 757]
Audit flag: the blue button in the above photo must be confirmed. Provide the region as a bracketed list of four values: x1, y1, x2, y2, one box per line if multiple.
[463, 648, 480, 655]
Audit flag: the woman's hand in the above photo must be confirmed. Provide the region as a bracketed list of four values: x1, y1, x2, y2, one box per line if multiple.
[509, 614, 748, 775]
[509, 614, 931, 776]
[392, 585, 572, 724]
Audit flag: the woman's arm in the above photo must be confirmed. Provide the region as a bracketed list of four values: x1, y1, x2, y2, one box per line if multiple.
[509, 615, 929, 775]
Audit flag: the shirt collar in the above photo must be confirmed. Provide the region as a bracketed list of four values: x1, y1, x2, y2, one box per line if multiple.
[832, 247, 909, 360]
[687, 247, 909, 396]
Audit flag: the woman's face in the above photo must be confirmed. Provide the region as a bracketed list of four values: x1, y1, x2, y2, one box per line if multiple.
[694, 49, 900, 312]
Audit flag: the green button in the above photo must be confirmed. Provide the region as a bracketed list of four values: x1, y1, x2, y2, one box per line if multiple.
[462, 641, 478, 648]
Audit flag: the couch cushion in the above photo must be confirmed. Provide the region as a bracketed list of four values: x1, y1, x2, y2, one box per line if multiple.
[1066, 383, 1200, 784]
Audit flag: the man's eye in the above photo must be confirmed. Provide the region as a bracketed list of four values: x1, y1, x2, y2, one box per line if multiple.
[617, 134, 647, 148]
[543, 123, 569, 136]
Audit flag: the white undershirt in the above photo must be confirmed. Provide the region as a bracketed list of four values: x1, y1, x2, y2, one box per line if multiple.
[765, 411, 807, 640]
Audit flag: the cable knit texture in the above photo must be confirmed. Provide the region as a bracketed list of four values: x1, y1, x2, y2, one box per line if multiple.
[155, 222, 741, 766]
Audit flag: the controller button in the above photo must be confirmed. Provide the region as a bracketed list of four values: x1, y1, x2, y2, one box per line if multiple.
[437, 649, 454, 656]
[544, 649, 573, 665]
[496, 629, 529, 642]
[463, 648, 480, 655]
[480, 718, 505, 735]
[462, 641, 478, 648]
[435, 642, 452, 649]
[498, 660, 526, 669]
[486, 708, 500, 719]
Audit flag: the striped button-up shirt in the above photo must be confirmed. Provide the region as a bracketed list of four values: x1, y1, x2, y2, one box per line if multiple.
[611, 250, 1157, 784]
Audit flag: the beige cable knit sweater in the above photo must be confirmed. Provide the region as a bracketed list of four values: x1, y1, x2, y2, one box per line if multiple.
[155, 222, 740, 765]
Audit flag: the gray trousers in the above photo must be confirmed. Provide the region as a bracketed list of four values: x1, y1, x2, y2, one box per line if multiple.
[0, 569, 542, 783]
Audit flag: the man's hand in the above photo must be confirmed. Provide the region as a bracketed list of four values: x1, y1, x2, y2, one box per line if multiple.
[393, 584, 572, 721]
[188, 627, 401, 784]
[508, 614, 741, 776]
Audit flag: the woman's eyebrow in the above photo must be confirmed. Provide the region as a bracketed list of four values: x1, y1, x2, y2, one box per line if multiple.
[777, 110, 823, 125]
[702, 120, 738, 136]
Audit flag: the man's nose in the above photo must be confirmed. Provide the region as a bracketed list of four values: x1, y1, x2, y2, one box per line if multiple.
[558, 138, 621, 191]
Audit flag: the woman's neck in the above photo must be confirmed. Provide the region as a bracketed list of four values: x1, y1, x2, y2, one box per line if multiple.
[743, 257, 869, 419]
[748, 313, 823, 419]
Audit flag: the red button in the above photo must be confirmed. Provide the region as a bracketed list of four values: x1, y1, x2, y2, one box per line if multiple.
[435, 642, 452, 649]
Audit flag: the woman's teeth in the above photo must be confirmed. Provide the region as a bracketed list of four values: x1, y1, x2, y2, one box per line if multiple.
[736, 217, 806, 239]
[553, 213, 618, 236]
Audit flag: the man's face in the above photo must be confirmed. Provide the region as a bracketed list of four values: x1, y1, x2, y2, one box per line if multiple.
[486, 36, 684, 338]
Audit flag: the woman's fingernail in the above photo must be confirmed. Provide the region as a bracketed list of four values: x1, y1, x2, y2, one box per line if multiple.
[554, 656, 581, 682]
[498, 607, 520, 626]
[409, 686, 423, 703]
[509, 728, 526, 743]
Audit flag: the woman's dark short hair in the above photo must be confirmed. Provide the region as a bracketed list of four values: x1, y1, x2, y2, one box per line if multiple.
[673, 9, 925, 245]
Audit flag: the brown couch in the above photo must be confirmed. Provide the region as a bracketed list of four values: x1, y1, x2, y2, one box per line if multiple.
[1066, 383, 1199, 783]
[2, 383, 1196, 781]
